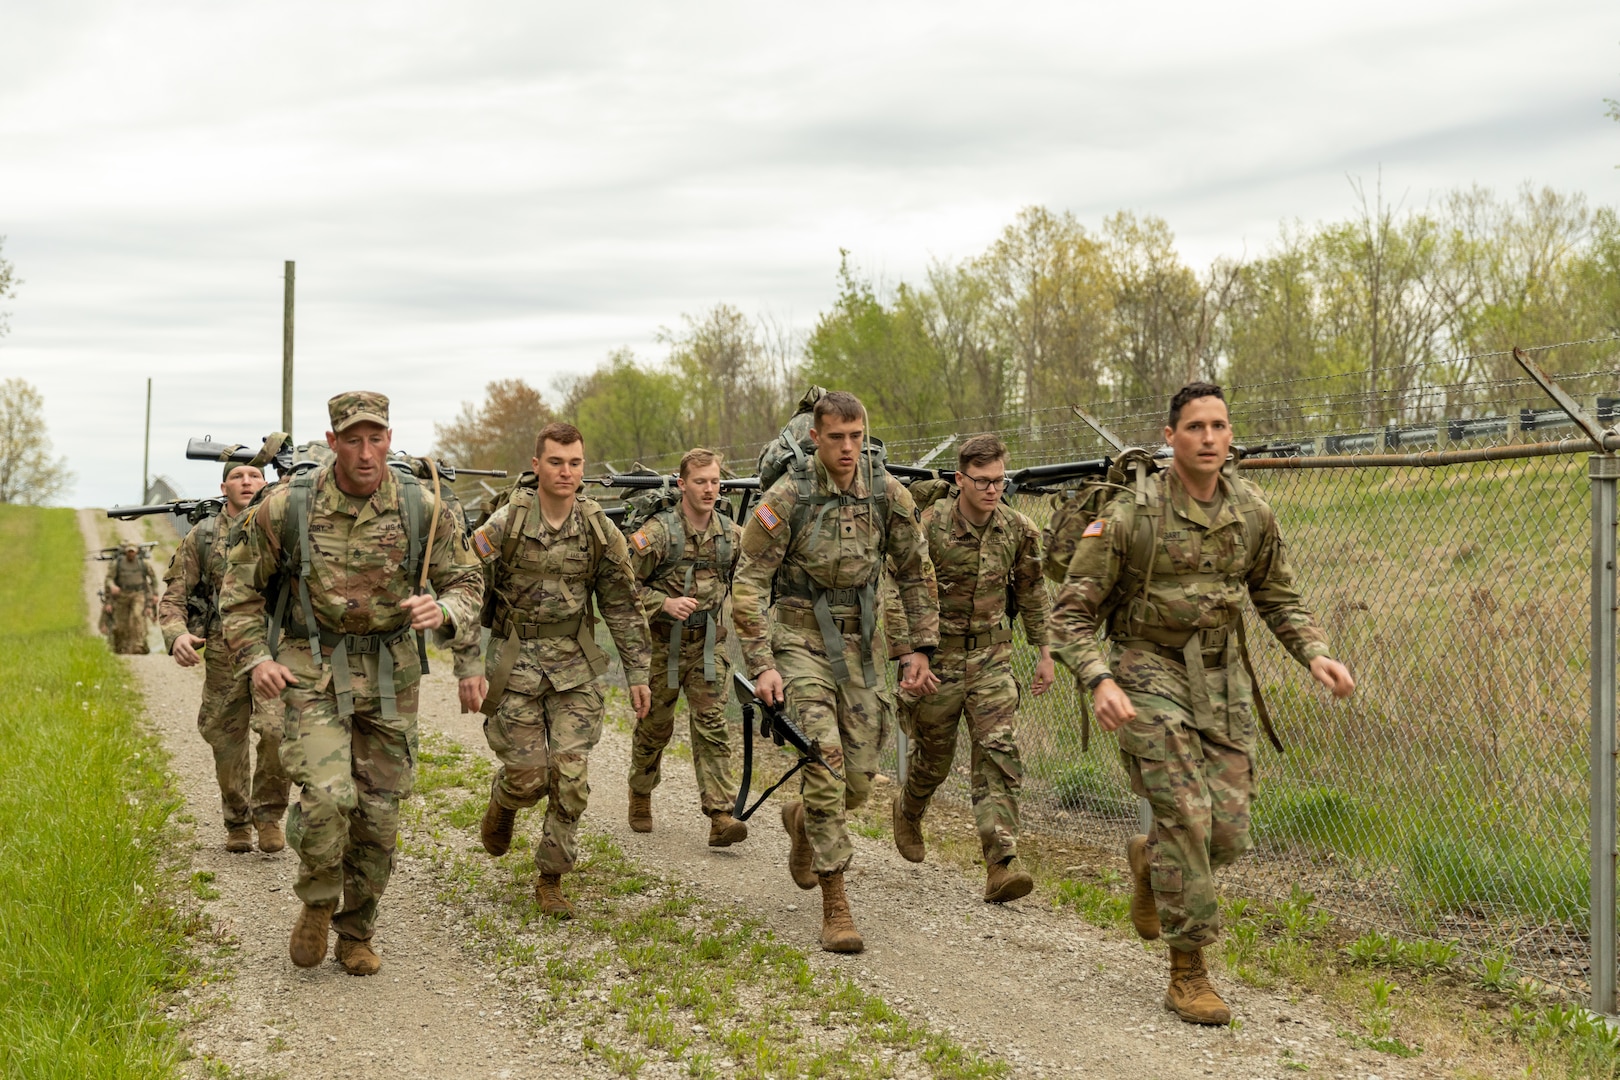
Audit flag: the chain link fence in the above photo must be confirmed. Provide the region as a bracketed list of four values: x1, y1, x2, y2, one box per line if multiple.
[593, 339, 1620, 1001]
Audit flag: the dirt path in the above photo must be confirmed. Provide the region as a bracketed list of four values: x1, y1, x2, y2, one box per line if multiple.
[86, 508, 1423, 1079]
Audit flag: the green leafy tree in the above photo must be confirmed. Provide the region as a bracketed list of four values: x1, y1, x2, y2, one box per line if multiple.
[0, 378, 72, 506]
[433, 378, 554, 477]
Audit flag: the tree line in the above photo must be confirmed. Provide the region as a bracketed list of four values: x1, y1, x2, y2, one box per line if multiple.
[435, 182, 1620, 475]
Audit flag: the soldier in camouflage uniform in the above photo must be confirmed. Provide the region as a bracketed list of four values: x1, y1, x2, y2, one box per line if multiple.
[1052, 382, 1355, 1024]
[626, 448, 748, 847]
[883, 434, 1053, 902]
[733, 391, 939, 954]
[105, 543, 158, 653]
[467, 421, 652, 919]
[221, 392, 485, 976]
[160, 462, 290, 853]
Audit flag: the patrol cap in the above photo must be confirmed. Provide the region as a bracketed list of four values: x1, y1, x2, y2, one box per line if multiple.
[122, 542, 138, 554]
[223, 461, 265, 483]
[327, 391, 390, 433]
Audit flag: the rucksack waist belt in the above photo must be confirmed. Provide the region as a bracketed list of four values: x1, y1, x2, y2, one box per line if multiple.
[1121, 637, 1226, 670]
[1129, 622, 1232, 652]
[651, 607, 726, 687]
[285, 622, 415, 720]
[775, 606, 860, 635]
[937, 627, 1014, 652]
[499, 614, 584, 640]
[775, 580, 868, 608]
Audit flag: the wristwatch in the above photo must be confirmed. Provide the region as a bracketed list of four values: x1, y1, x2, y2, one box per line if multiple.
[1086, 672, 1114, 690]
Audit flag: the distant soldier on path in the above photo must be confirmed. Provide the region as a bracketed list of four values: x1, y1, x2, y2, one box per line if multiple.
[1052, 381, 1355, 1025]
[626, 448, 748, 847]
[732, 390, 939, 954]
[884, 434, 1053, 902]
[222, 392, 485, 976]
[105, 542, 158, 653]
[467, 422, 652, 919]
[160, 462, 291, 854]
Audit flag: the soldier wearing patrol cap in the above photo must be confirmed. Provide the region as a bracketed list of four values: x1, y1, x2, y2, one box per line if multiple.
[1051, 380, 1355, 1025]
[221, 391, 485, 975]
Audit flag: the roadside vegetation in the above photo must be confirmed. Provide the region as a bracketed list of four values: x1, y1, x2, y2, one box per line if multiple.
[850, 792, 1620, 1080]
[0, 506, 191, 1077]
[402, 731, 1008, 1079]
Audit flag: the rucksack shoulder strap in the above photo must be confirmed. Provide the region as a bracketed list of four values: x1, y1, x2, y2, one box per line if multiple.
[500, 487, 535, 568]
[393, 467, 427, 588]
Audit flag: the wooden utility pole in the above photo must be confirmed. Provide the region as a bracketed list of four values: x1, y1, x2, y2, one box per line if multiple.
[142, 377, 152, 501]
[282, 260, 295, 438]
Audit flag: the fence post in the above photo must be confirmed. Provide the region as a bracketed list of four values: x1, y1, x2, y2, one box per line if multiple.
[1591, 452, 1619, 1015]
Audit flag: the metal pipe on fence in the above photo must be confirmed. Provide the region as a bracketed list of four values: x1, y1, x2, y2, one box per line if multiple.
[1240, 437, 1607, 470]
[1592, 453, 1620, 1015]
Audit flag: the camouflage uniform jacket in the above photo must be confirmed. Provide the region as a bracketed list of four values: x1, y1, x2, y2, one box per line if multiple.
[107, 554, 157, 594]
[471, 494, 651, 693]
[220, 465, 484, 679]
[732, 455, 939, 678]
[1050, 468, 1330, 690]
[885, 498, 1050, 655]
[158, 511, 231, 653]
[630, 507, 741, 624]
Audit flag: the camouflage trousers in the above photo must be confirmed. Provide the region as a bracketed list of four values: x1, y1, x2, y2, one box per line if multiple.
[629, 633, 736, 815]
[199, 646, 289, 830]
[898, 642, 1022, 865]
[279, 643, 420, 943]
[774, 623, 894, 875]
[483, 675, 603, 876]
[1116, 647, 1256, 952]
[111, 593, 151, 654]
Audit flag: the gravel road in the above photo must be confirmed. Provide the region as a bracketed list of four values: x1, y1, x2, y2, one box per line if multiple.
[85, 509, 1426, 1079]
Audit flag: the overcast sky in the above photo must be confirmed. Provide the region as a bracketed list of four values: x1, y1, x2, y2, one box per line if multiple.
[1, 0, 1615, 507]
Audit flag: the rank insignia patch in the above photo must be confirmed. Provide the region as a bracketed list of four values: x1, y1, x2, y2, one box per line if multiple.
[472, 528, 495, 559]
[754, 503, 782, 531]
[1082, 519, 1105, 539]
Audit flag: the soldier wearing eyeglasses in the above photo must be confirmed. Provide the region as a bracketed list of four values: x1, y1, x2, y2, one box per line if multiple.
[883, 433, 1054, 902]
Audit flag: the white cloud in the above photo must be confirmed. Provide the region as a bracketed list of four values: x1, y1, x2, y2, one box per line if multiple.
[0, 0, 1614, 505]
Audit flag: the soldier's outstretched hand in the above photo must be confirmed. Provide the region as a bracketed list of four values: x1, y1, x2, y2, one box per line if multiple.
[171, 633, 206, 667]
[1092, 678, 1137, 731]
[251, 659, 299, 697]
[1309, 656, 1356, 698]
[629, 683, 652, 719]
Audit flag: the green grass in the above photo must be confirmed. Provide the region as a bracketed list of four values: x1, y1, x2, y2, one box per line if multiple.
[402, 731, 1008, 1080]
[0, 506, 189, 1078]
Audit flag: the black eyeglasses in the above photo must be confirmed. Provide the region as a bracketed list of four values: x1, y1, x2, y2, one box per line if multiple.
[962, 475, 1009, 492]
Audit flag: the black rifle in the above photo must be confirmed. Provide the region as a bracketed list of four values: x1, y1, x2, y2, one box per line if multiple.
[90, 541, 160, 560]
[580, 469, 760, 492]
[185, 436, 509, 484]
[885, 458, 1113, 497]
[731, 671, 843, 822]
[107, 498, 224, 524]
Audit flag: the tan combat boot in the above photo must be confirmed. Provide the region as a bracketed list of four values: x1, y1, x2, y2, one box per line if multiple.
[335, 937, 381, 976]
[1127, 834, 1161, 940]
[255, 819, 286, 854]
[225, 825, 254, 853]
[780, 801, 818, 890]
[818, 872, 864, 953]
[629, 791, 653, 833]
[707, 811, 748, 847]
[984, 857, 1034, 903]
[288, 903, 334, 968]
[891, 794, 926, 863]
[1165, 947, 1231, 1025]
[536, 874, 574, 919]
[480, 783, 517, 857]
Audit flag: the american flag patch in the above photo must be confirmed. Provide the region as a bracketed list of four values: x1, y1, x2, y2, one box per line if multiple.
[631, 530, 650, 551]
[472, 528, 495, 559]
[1082, 519, 1105, 539]
[754, 503, 782, 531]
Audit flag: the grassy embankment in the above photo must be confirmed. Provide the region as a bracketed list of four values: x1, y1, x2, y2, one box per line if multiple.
[0, 506, 189, 1078]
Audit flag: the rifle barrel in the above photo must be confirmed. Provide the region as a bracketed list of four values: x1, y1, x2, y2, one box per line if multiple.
[186, 438, 257, 463]
[107, 502, 193, 519]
